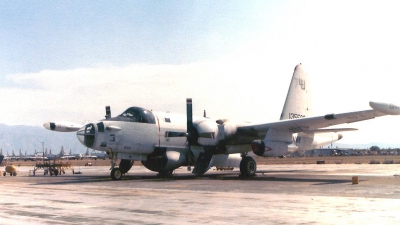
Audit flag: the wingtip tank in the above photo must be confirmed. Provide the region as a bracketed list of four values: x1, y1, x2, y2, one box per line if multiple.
[369, 101, 400, 115]
[43, 121, 82, 132]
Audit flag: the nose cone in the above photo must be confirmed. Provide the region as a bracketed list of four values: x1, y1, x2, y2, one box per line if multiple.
[76, 124, 96, 148]
[77, 127, 85, 146]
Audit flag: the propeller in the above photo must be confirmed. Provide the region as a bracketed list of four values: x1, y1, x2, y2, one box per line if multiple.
[186, 98, 197, 167]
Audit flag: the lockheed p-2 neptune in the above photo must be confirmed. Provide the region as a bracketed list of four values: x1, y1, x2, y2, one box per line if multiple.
[44, 64, 400, 180]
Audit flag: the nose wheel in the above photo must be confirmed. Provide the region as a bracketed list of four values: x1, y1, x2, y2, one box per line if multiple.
[111, 167, 123, 180]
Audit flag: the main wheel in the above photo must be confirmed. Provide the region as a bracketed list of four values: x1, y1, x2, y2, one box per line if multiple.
[111, 167, 123, 180]
[240, 156, 257, 177]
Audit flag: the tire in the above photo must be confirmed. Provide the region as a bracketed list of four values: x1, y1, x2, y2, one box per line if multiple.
[119, 159, 134, 174]
[240, 156, 257, 177]
[111, 168, 122, 180]
[12, 172, 17, 176]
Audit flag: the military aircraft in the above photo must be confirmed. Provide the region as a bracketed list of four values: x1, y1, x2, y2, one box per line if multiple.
[61, 149, 82, 160]
[17, 149, 29, 161]
[90, 150, 108, 160]
[80, 149, 97, 160]
[23, 150, 42, 161]
[44, 147, 66, 161]
[43, 64, 400, 180]
[9, 150, 18, 161]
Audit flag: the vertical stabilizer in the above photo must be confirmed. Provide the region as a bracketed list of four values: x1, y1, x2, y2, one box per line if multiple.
[280, 63, 312, 120]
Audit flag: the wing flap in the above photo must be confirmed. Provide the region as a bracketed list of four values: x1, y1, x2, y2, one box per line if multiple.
[308, 128, 358, 133]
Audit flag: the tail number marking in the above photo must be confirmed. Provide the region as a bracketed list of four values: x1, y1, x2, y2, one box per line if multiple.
[289, 113, 305, 119]
[299, 78, 306, 90]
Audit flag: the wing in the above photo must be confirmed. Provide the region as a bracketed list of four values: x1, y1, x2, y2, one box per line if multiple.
[239, 102, 400, 135]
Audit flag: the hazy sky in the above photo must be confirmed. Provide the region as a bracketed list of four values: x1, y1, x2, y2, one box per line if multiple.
[1, 0, 400, 146]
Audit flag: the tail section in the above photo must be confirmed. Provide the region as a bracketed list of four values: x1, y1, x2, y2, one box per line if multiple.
[280, 63, 312, 120]
[60, 146, 66, 156]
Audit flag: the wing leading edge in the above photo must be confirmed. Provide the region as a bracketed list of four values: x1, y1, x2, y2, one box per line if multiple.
[239, 101, 400, 135]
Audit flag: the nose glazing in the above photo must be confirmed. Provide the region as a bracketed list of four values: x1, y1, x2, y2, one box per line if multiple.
[77, 123, 96, 148]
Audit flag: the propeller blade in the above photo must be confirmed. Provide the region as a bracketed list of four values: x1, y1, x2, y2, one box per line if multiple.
[186, 98, 196, 166]
[186, 98, 193, 134]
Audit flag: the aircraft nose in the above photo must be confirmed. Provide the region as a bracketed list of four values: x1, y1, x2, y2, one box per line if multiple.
[76, 124, 96, 148]
[77, 128, 85, 145]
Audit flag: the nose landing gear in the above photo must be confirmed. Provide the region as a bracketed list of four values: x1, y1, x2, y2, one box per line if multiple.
[109, 156, 134, 180]
[111, 167, 123, 180]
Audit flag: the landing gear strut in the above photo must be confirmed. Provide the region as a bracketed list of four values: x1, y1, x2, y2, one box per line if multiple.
[240, 155, 256, 177]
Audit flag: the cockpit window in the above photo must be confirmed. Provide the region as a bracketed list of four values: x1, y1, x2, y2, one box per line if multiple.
[119, 107, 156, 124]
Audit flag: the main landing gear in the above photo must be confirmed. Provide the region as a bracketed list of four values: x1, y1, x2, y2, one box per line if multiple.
[240, 155, 257, 177]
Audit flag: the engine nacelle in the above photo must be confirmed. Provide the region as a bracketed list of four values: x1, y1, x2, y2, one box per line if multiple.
[194, 119, 219, 146]
[142, 149, 187, 173]
[251, 140, 297, 157]
[194, 119, 238, 146]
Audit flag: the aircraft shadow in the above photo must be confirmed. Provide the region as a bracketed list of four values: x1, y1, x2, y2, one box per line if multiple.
[31, 172, 352, 186]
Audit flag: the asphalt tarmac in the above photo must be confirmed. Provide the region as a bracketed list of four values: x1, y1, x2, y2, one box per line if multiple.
[0, 164, 400, 224]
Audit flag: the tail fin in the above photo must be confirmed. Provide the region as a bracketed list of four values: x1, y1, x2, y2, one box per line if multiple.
[280, 63, 312, 120]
